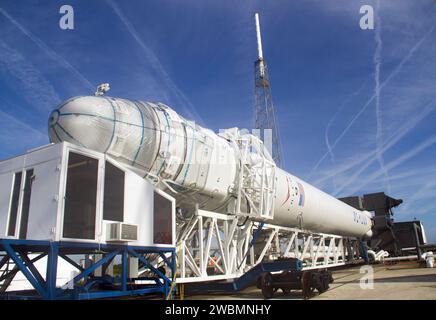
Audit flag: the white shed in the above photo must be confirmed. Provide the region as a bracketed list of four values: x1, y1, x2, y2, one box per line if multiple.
[0, 142, 175, 247]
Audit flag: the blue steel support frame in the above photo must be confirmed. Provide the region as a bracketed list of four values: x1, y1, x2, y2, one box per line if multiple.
[0, 239, 176, 300]
[46, 243, 58, 299]
[0, 253, 45, 285]
[2, 242, 48, 298]
[0, 255, 10, 270]
[122, 249, 127, 292]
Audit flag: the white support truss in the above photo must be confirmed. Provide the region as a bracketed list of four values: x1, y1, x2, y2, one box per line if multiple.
[174, 209, 362, 283]
[220, 129, 276, 220]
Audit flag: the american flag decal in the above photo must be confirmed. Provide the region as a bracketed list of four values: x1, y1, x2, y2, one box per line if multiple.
[297, 182, 305, 207]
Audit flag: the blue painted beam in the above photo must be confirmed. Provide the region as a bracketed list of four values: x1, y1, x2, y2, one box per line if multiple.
[46, 243, 59, 299]
[0, 239, 176, 300]
[122, 249, 127, 291]
[128, 248, 170, 284]
[71, 251, 119, 285]
[1, 242, 48, 298]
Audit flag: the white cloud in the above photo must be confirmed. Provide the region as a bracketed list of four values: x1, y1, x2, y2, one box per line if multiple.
[344, 132, 436, 195]
[0, 109, 47, 158]
[0, 40, 62, 113]
[314, 99, 436, 192]
[105, 0, 204, 124]
[0, 7, 94, 91]
[309, 23, 436, 180]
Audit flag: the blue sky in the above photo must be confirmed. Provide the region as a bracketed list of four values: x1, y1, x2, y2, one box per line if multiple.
[0, 0, 436, 241]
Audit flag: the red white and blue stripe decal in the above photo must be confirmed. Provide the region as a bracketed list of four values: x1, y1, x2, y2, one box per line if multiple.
[281, 176, 291, 206]
[281, 176, 305, 208]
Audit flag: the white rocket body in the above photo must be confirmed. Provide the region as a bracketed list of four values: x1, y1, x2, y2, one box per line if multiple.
[48, 96, 373, 239]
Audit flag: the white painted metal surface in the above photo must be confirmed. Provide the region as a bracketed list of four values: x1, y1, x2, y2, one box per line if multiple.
[420, 222, 428, 244]
[0, 143, 64, 240]
[174, 209, 361, 283]
[48, 96, 373, 239]
[0, 142, 175, 247]
[254, 13, 263, 60]
[367, 249, 389, 262]
[383, 255, 418, 262]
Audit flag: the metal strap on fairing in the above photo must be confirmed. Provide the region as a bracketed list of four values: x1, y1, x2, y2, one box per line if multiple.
[49, 126, 62, 143]
[103, 97, 117, 153]
[171, 122, 188, 182]
[155, 104, 171, 176]
[58, 112, 154, 130]
[131, 100, 145, 166]
[57, 110, 212, 144]
[54, 123, 86, 148]
[140, 101, 162, 178]
[57, 96, 81, 111]
[180, 121, 195, 184]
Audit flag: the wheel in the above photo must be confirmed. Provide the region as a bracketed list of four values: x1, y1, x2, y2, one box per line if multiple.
[318, 270, 332, 293]
[309, 272, 328, 294]
[316, 277, 329, 294]
[260, 273, 275, 299]
[301, 271, 315, 299]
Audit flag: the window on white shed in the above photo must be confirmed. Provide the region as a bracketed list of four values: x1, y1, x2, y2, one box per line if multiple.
[153, 192, 173, 245]
[63, 152, 98, 240]
[19, 169, 34, 239]
[103, 161, 124, 222]
[7, 172, 22, 236]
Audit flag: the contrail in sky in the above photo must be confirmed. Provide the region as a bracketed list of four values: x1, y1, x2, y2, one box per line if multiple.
[0, 8, 94, 91]
[400, 178, 436, 213]
[316, 100, 436, 190]
[106, 0, 204, 125]
[373, 0, 391, 193]
[345, 132, 436, 195]
[308, 24, 436, 180]
[0, 40, 61, 112]
[324, 79, 368, 191]
[325, 79, 368, 163]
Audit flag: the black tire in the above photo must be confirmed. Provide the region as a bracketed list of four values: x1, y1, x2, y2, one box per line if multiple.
[322, 270, 334, 284]
[317, 279, 328, 294]
[260, 273, 274, 299]
[315, 270, 333, 294]
[301, 271, 315, 299]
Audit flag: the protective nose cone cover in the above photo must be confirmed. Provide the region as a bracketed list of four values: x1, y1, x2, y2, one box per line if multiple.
[48, 96, 116, 152]
[48, 96, 162, 173]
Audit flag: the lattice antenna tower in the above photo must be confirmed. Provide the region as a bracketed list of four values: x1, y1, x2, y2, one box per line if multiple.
[254, 13, 282, 167]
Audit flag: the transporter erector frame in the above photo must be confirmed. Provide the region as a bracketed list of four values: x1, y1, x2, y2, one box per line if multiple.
[48, 96, 370, 296]
[0, 95, 370, 299]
